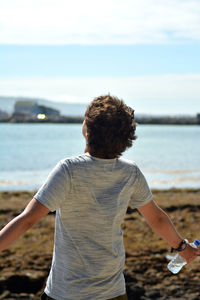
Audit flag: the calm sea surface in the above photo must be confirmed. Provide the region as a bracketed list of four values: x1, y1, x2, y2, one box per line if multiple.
[0, 123, 200, 191]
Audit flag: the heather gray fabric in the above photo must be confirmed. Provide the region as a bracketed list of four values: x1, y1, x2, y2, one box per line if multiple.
[35, 154, 153, 300]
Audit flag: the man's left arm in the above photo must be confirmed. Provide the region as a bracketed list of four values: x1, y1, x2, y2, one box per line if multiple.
[0, 198, 50, 251]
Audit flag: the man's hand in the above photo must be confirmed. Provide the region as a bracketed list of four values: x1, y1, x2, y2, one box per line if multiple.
[179, 239, 200, 263]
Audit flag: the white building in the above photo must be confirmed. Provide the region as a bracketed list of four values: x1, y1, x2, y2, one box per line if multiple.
[14, 101, 39, 116]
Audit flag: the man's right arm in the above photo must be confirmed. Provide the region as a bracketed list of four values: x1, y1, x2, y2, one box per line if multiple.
[138, 200, 200, 263]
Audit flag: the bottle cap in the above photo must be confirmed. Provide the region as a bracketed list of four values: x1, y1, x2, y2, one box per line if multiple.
[194, 240, 200, 246]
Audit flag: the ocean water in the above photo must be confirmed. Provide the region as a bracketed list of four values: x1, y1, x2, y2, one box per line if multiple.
[0, 123, 200, 191]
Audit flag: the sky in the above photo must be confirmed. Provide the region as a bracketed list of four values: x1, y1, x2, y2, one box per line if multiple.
[0, 0, 200, 115]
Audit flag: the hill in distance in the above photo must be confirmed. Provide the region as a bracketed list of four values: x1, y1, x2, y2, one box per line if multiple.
[0, 96, 87, 116]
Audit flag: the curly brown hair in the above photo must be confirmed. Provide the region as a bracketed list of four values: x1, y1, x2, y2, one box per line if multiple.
[84, 94, 137, 158]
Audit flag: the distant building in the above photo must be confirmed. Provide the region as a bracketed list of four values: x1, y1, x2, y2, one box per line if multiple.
[14, 101, 39, 116]
[14, 100, 60, 117]
[37, 105, 60, 116]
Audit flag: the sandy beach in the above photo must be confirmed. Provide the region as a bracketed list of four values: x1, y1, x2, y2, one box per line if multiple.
[0, 189, 199, 300]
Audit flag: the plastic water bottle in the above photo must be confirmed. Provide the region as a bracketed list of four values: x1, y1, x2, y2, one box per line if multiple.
[167, 239, 200, 274]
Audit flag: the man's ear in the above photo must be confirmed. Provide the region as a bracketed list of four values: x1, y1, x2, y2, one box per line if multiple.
[82, 120, 88, 139]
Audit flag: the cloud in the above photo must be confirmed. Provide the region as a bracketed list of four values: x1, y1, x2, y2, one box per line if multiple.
[0, 74, 200, 114]
[0, 0, 200, 44]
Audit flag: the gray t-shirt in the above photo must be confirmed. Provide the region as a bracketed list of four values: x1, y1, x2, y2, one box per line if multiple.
[34, 154, 153, 300]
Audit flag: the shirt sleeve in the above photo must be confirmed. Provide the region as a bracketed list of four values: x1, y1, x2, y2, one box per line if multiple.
[34, 160, 70, 211]
[129, 166, 153, 209]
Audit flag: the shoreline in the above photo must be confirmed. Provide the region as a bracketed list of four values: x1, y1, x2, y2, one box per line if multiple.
[0, 189, 200, 299]
[0, 187, 200, 194]
[1, 185, 200, 194]
[1, 114, 200, 125]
